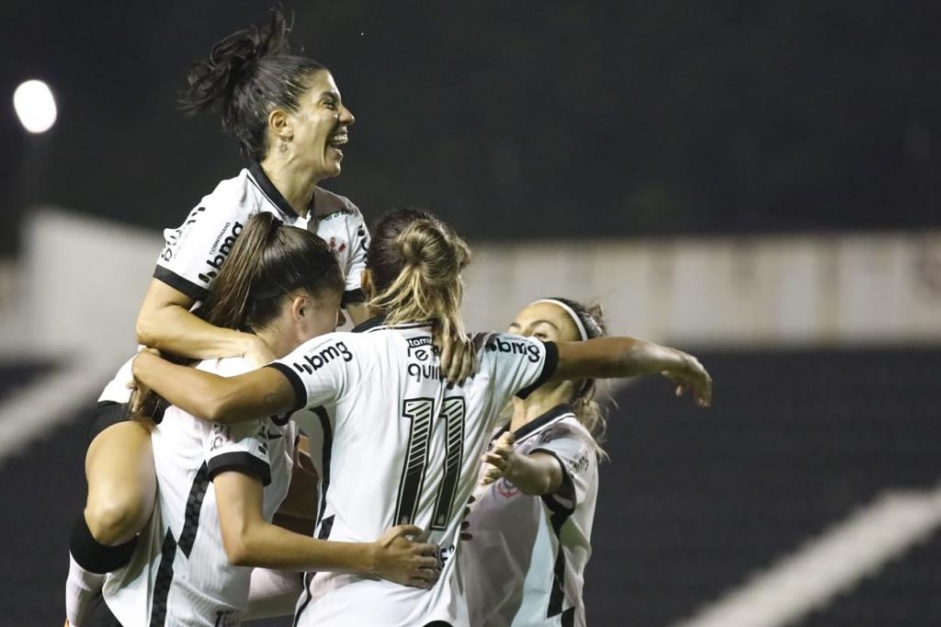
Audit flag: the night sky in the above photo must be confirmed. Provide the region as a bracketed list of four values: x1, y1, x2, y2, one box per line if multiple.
[1, 0, 939, 252]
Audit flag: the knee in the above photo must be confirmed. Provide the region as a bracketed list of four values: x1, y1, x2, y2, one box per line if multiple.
[84, 496, 147, 546]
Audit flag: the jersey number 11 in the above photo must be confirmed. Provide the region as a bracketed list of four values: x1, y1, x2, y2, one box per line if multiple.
[394, 397, 466, 530]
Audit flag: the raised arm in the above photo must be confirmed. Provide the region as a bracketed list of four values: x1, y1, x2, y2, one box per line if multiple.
[213, 471, 439, 588]
[131, 351, 294, 424]
[136, 280, 273, 363]
[553, 337, 712, 407]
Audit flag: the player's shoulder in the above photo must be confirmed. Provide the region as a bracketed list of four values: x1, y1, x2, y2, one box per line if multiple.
[546, 414, 593, 442]
[282, 331, 368, 372]
[313, 186, 361, 220]
[199, 168, 255, 214]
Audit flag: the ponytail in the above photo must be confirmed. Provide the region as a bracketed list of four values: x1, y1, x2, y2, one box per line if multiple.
[367, 208, 471, 341]
[179, 8, 326, 160]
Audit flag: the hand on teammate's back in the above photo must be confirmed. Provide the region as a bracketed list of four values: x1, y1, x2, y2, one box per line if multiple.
[438, 332, 477, 385]
[372, 525, 442, 589]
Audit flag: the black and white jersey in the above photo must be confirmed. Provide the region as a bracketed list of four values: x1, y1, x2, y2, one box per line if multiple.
[267, 319, 559, 627]
[459, 405, 599, 627]
[102, 357, 297, 627]
[98, 162, 369, 405]
[155, 161, 369, 305]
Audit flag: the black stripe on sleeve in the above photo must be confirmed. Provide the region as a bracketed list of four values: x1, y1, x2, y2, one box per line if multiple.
[208, 451, 272, 487]
[341, 288, 365, 306]
[153, 265, 208, 301]
[531, 448, 577, 507]
[265, 363, 307, 414]
[516, 341, 559, 399]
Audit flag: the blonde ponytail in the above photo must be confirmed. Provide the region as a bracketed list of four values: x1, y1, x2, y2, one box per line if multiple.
[368, 209, 471, 340]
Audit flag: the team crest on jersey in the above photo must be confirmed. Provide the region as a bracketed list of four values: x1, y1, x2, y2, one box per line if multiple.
[327, 236, 347, 254]
[486, 335, 541, 363]
[496, 477, 520, 499]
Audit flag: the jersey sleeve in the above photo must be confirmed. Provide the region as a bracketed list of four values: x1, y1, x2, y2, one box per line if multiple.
[265, 334, 362, 415]
[479, 333, 559, 401]
[153, 196, 252, 301]
[205, 419, 273, 486]
[530, 423, 597, 509]
[342, 204, 370, 306]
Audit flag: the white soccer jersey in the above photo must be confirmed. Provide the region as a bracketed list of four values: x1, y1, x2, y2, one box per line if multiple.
[98, 162, 370, 405]
[459, 405, 599, 627]
[102, 357, 297, 627]
[267, 319, 559, 627]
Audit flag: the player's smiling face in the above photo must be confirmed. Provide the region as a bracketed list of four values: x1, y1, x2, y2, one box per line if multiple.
[287, 70, 354, 180]
[508, 301, 581, 343]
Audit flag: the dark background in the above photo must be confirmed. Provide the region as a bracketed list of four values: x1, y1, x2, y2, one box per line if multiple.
[2, 0, 940, 255]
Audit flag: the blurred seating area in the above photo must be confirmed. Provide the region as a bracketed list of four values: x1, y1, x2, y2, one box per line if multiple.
[0, 347, 938, 625]
[586, 347, 941, 626]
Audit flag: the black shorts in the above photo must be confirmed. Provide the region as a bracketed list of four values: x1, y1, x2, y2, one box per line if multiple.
[89, 401, 130, 442]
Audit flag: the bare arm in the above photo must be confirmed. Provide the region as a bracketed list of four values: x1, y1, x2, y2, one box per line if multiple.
[275, 437, 319, 520]
[482, 433, 563, 496]
[213, 471, 440, 588]
[136, 280, 273, 363]
[553, 338, 712, 407]
[131, 351, 294, 424]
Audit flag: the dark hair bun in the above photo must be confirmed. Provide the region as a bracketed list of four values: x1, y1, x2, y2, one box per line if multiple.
[180, 8, 291, 116]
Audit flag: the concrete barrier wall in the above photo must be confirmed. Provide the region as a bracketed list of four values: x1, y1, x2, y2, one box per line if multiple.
[7, 208, 940, 356]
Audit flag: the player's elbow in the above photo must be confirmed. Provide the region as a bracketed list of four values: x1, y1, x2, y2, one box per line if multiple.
[221, 528, 257, 567]
[203, 394, 245, 424]
[135, 314, 159, 347]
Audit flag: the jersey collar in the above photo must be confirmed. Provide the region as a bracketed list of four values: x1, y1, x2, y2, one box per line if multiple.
[247, 161, 301, 220]
[494, 403, 575, 444]
[351, 316, 435, 334]
[352, 316, 385, 333]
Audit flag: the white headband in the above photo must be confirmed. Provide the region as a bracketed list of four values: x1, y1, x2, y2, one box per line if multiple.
[530, 299, 589, 341]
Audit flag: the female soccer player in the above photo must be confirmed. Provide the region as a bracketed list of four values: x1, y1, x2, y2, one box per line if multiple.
[130, 207, 712, 627]
[86, 213, 440, 627]
[67, 9, 373, 626]
[461, 297, 612, 627]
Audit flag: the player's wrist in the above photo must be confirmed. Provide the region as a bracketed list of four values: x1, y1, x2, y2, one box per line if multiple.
[363, 541, 381, 577]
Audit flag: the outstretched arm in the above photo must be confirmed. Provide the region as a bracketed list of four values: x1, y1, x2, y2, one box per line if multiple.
[214, 471, 440, 588]
[481, 432, 564, 495]
[553, 337, 712, 407]
[131, 351, 294, 424]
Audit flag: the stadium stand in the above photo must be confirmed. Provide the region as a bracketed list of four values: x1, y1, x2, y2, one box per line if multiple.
[0, 347, 938, 625]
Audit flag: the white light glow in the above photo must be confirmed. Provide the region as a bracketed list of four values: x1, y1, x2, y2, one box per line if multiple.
[13, 80, 57, 134]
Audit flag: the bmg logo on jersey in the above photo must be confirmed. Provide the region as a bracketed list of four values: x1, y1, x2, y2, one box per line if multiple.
[486, 336, 541, 362]
[293, 341, 353, 374]
[197, 220, 243, 285]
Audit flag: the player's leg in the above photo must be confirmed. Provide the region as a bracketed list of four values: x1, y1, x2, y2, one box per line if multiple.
[66, 406, 155, 626]
[82, 416, 155, 545]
